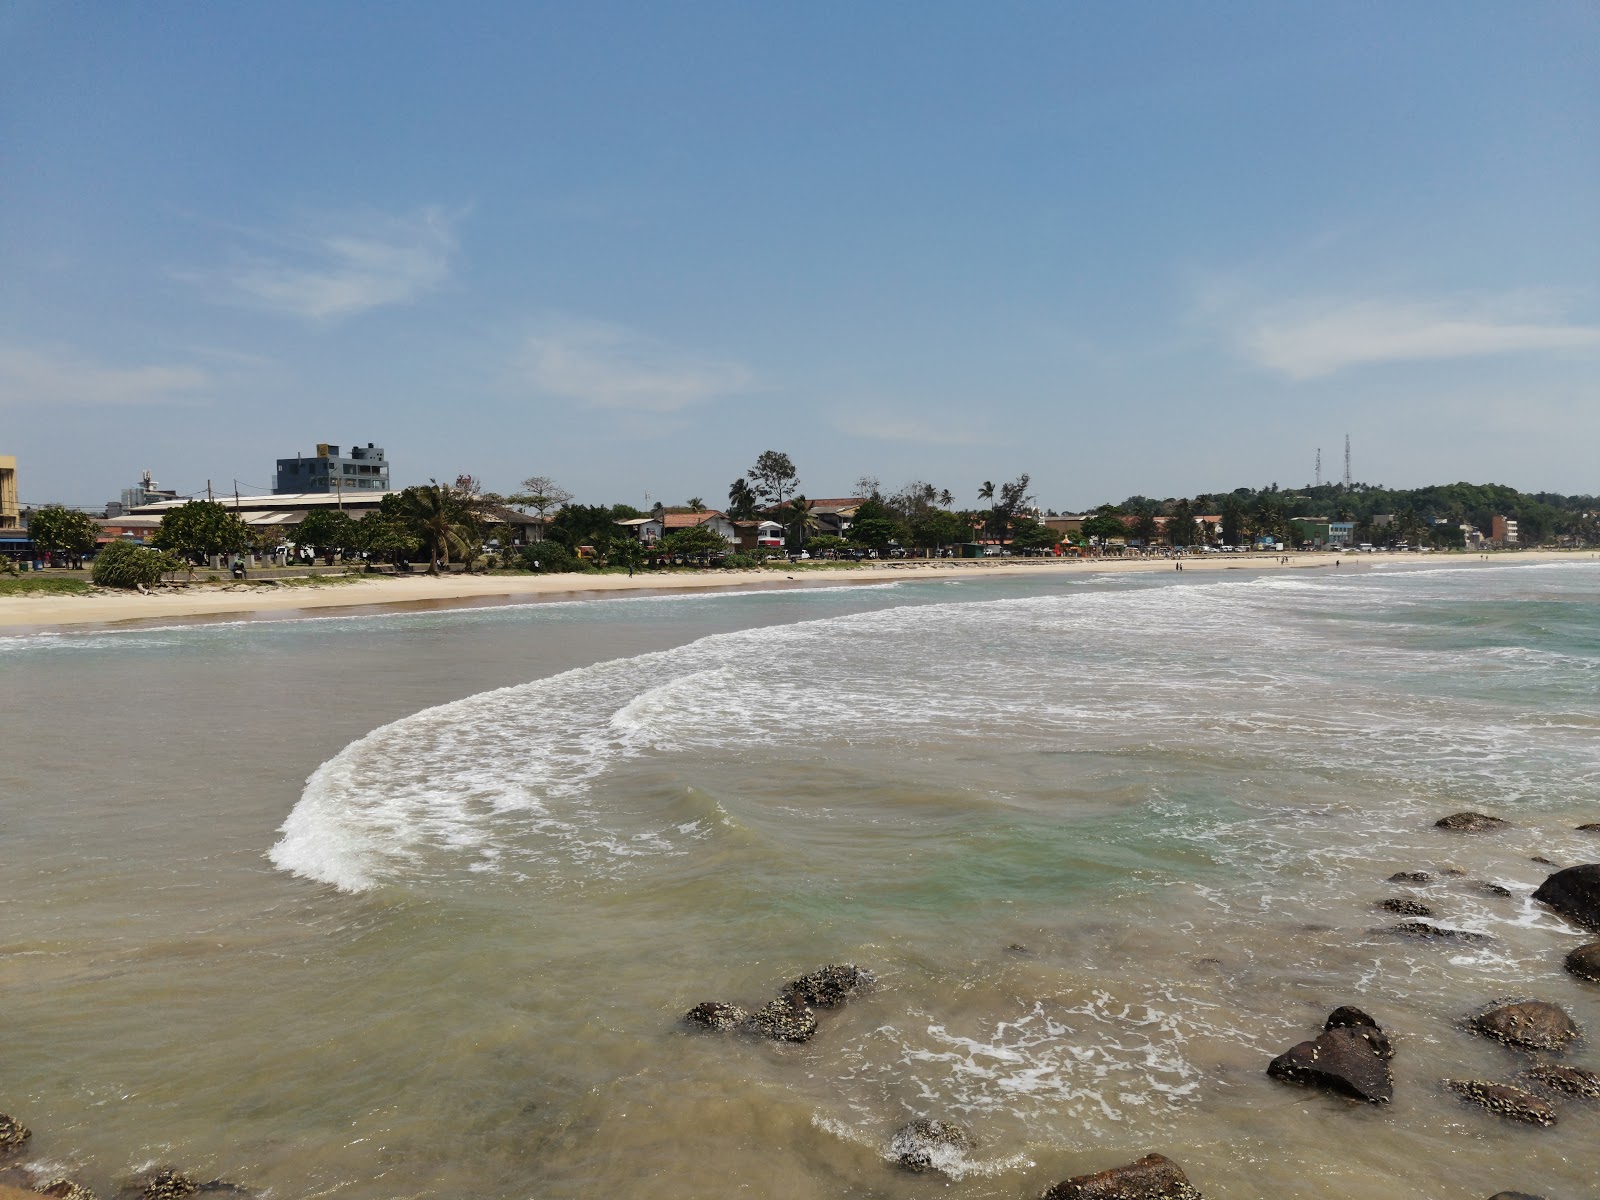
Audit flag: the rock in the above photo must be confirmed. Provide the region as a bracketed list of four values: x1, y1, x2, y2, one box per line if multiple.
[1532, 863, 1600, 931]
[1441, 867, 1467, 877]
[1485, 1193, 1547, 1200]
[1445, 1079, 1557, 1125]
[890, 1118, 971, 1174]
[1564, 941, 1600, 982]
[1388, 922, 1490, 942]
[1387, 871, 1431, 884]
[1469, 1000, 1580, 1052]
[1380, 898, 1434, 916]
[1324, 1005, 1383, 1038]
[747, 995, 818, 1043]
[0, 1117, 28, 1154]
[141, 1175, 197, 1200]
[1267, 1019, 1394, 1103]
[683, 1001, 749, 1031]
[1520, 1062, 1600, 1098]
[1577, 823, 1600, 832]
[37, 1181, 98, 1200]
[785, 963, 875, 1009]
[1436, 812, 1510, 832]
[1478, 882, 1513, 898]
[1040, 1153, 1203, 1200]
[1531, 856, 1555, 866]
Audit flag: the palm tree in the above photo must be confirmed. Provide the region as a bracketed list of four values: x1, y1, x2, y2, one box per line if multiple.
[395, 482, 472, 575]
[977, 481, 996, 540]
[727, 478, 758, 521]
[786, 495, 819, 549]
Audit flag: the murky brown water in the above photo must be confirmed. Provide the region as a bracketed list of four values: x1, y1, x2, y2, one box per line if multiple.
[3, 568, 1598, 1198]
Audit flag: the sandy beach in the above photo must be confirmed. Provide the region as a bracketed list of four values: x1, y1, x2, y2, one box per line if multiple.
[1, 549, 1587, 632]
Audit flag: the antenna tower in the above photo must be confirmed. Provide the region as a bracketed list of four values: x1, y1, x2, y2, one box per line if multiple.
[1343, 435, 1352, 489]
[1315, 448, 1322, 487]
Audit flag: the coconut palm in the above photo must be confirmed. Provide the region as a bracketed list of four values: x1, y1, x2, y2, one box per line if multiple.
[394, 482, 473, 575]
[786, 495, 819, 548]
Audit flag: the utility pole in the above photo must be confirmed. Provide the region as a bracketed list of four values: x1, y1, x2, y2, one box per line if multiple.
[1343, 435, 1352, 489]
[337, 473, 344, 512]
[207, 479, 213, 501]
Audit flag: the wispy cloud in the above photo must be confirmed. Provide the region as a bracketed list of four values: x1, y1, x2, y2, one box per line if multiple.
[195, 206, 459, 319]
[517, 321, 754, 412]
[844, 416, 994, 446]
[0, 343, 211, 407]
[1234, 293, 1600, 380]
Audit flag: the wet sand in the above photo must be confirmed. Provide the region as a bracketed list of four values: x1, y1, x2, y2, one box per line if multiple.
[2, 549, 1583, 632]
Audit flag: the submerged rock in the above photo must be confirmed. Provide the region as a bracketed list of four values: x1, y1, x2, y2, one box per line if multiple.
[1485, 1193, 1547, 1200]
[786, 963, 875, 1009]
[747, 995, 818, 1043]
[1520, 1062, 1600, 1099]
[1387, 871, 1432, 884]
[1436, 812, 1510, 832]
[1532, 863, 1600, 931]
[1478, 882, 1513, 898]
[1577, 823, 1600, 833]
[1380, 898, 1434, 917]
[141, 1173, 197, 1200]
[1531, 856, 1556, 866]
[1470, 1000, 1580, 1052]
[1388, 922, 1490, 942]
[682, 1001, 749, 1031]
[1040, 1153, 1202, 1200]
[890, 1118, 971, 1174]
[1445, 1079, 1557, 1126]
[0, 1117, 29, 1154]
[1564, 942, 1600, 982]
[37, 1181, 98, 1200]
[1267, 1012, 1394, 1103]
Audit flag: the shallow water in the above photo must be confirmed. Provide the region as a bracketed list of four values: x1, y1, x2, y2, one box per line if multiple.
[3, 564, 1598, 1198]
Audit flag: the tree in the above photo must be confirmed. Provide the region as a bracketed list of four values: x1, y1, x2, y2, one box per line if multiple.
[748, 450, 800, 506]
[848, 498, 909, 552]
[993, 474, 1035, 536]
[1220, 495, 1247, 546]
[1080, 508, 1127, 543]
[510, 475, 574, 537]
[1167, 499, 1197, 548]
[294, 509, 357, 559]
[608, 537, 645, 576]
[546, 504, 621, 556]
[977, 480, 995, 505]
[1129, 511, 1160, 546]
[805, 534, 851, 558]
[686, 496, 707, 512]
[388, 483, 472, 574]
[152, 500, 252, 560]
[28, 505, 99, 564]
[1009, 516, 1061, 554]
[908, 509, 972, 554]
[92, 541, 177, 589]
[659, 525, 729, 560]
[353, 510, 417, 568]
[784, 495, 818, 548]
[854, 474, 882, 500]
[726, 478, 759, 520]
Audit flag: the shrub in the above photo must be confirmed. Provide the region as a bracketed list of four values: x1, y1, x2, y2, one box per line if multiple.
[92, 541, 175, 589]
[721, 552, 760, 568]
[518, 543, 582, 573]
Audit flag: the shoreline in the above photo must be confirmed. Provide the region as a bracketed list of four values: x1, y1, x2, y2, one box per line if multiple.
[0, 549, 1589, 634]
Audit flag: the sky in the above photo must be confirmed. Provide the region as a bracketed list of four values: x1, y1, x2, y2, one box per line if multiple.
[2, 1, 1597, 511]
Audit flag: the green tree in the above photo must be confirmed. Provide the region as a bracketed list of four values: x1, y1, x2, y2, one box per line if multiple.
[805, 534, 851, 558]
[92, 541, 178, 589]
[726, 478, 759, 520]
[848, 498, 909, 552]
[1009, 516, 1061, 554]
[1080, 508, 1127, 543]
[748, 450, 800, 506]
[609, 536, 646, 576]
[1167, 499, 1197, 548]
[151, 500, 252, 560]
[908, 509, 972, 554]
[353, 510, 417, 568]
[686, 496, 707, 513]
[659, 525, 729, 560]
[28, 505, 99, 564]
[1220, 495, 1247, 546]
[294, 509, 357, 559]
[388, 484, 471, 574]
[1129, 511, 1161, 546]
[784, 495, 819, 548]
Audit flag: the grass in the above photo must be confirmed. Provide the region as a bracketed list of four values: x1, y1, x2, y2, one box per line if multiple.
[0, 575, 95, 597]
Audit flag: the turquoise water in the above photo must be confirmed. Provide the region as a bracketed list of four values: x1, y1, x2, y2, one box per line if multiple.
[3, 562, 1597, 1198]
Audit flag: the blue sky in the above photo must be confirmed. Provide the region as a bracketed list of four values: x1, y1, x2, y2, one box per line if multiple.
[3, 2, 1597, 510]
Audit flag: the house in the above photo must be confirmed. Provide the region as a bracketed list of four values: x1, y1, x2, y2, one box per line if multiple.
[804, 498, 867, 538]
[1043, 515, 1085, 538]
[732, 519, 785, 550]
[652, 505, 738, 544]
[615, 516, 664, 545]
[0, 455, 19, 529]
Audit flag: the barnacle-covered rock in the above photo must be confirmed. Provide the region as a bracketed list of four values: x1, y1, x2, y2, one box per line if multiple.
[1436, 812, 1510, 832]
[890, 1118, 971, 1174]
[682, 1001, 749, 1031]
[1040, 1153, 1203, 1199]
[748, 995, 818, 1043]
[1445, 1079, 1556, 1126]
[785, 964, 875, 1009]
[1469, 1000, 1580, 1052]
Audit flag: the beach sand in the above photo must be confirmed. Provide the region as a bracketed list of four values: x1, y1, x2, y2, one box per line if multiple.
[0, 549, 1586, 631]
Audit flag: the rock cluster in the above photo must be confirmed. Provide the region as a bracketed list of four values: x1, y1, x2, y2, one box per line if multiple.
[1532, 863, 1600, 931]
[890, 1118, 970, 1174]
[37, 1183, 98, 1200]
[1039, 1153, 1203, 1200]
[1379, 898, 1434, 916]
[1266, 1006, 1394, 1103]
[1387, 870, 1431, 883]
[0, 1118, 28, 1154]
[1468, 1000, 1581, 1052]
[140, 1172, 197, 1200]
[1435, 812, 1510, 832]
[1520, 1062, 1600, 1099]
[1444, 1079, 1556, 1126]
[681, 962, 874, 1044]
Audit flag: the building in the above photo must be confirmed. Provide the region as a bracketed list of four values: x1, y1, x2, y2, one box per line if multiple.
[114, 470, 180, 515]
[274, 442, 390, 495]
[733, 519, 785, 550]
[1491, 515, 1519, 546]
[804, 498, 867, 539]
[615, 516, 664, 545]
[1328, 521, 1354, 547]
[652, 505, 738, 544]
[0, 455, 17, 529]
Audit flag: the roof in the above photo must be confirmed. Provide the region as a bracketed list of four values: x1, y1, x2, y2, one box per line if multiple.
[615, 516, 659, 527]
[807, 497, 866, 508]
[129, 491, 388, 515]
[661, 510, 726, 529]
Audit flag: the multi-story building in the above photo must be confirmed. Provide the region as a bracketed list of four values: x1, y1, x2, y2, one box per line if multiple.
[1491, 515, 1519, 546]
[274, 442, 390, 495]
[0, 455, 17, 529]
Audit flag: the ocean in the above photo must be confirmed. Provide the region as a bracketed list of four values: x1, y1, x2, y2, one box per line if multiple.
[3, 562, 1596, 1198]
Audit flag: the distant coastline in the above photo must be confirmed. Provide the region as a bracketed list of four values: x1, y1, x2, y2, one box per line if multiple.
[1, 549, 1590, 634]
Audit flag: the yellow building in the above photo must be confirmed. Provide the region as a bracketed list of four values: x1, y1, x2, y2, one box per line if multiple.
[0, 456, 17, 529]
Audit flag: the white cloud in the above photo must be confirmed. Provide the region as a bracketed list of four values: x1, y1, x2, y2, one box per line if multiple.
[1236, 295, 1600, 380]
[202, 206, 458, 319]
[0, 343, 211, 407]
[517, 321, 754, 412]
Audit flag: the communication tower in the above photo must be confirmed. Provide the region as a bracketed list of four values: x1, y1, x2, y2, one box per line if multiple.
[1343, 435, 1352, 489]
[1315, 448, 1322, 487]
